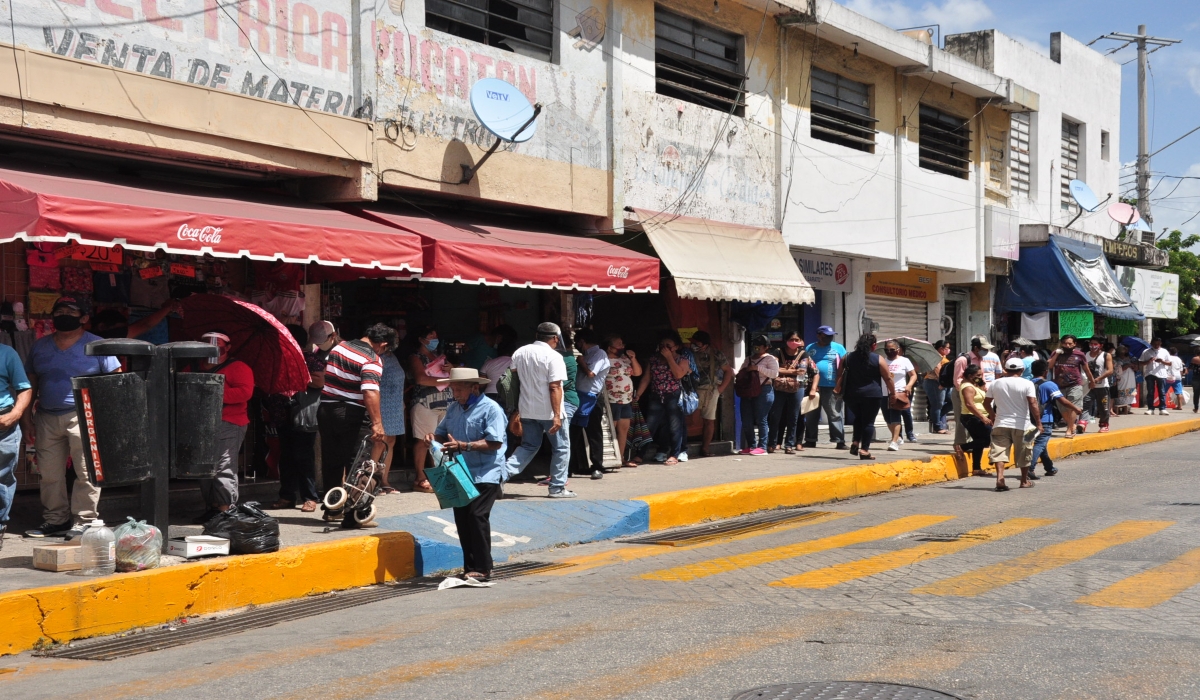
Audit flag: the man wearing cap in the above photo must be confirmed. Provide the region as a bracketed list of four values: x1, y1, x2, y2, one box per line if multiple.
[803, 326, 847, 450]
[1047, 334, 1095, 436]
[22, 297, 121, 538]
[194, 331, 256, 523]
[950, 335, 1001, 466]
[425, 368, 507, 581]
[506, 322, 575, 498]
[984, 356, 1041, 491]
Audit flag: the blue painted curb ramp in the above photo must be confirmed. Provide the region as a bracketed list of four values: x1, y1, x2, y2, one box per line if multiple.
[375, 499, 649, 575]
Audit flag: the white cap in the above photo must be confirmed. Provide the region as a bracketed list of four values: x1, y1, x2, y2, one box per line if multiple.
[1004, 356, 1024, 370]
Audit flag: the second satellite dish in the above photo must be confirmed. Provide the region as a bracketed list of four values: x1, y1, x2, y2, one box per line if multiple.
[470, 78, 539, 143]
[1069, 180, 1102, 212]
[1108, 202, 1140, 225]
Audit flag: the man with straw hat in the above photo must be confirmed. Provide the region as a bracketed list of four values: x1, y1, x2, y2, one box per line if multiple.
[425, 367, 507, 582]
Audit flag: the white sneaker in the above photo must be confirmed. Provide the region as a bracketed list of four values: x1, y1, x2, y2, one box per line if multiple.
[548, 488, 577, 499]
[677, 452, 689, 462]
[887, 441, 900, 451]
[898, 436, 905, 444]
[1145, 409, 1155, 415]
[1161, 409, 1171, 415]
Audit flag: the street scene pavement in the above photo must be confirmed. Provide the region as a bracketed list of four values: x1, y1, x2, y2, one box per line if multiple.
[4, 428, 1200, 699]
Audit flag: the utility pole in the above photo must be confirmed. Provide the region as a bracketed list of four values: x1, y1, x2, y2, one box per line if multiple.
[1098, 26, 1180, 243]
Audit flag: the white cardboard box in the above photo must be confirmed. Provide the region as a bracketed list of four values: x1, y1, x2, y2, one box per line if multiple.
[33, 543, 84, 572]
[167, 536, 230, 559]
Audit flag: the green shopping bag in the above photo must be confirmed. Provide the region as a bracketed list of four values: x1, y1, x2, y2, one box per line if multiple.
[426, 452, 481, 510]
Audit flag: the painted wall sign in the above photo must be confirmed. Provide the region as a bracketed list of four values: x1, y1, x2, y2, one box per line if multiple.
[4, 0, 364, 116]
[864, 268, 939, 301]
[791, 251, 852, 293]
[1103, 238, 1170, 267]
[1116, 266, 1179, 320]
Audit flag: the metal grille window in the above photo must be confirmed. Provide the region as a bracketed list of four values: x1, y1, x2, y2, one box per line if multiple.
[426, 0, 554, 62]
[1010, 112, 1032, 197]
[654, 7, 745, 117]
[918, 105, 970, 179]
[810, 68, 876, 152]
[1061, 118, 1080, 211]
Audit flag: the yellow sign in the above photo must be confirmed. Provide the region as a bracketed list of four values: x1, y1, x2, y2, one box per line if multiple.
[864, 268, 938, 302]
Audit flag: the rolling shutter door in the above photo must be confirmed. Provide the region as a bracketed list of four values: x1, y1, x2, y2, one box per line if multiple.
[864, 297, 931, 423]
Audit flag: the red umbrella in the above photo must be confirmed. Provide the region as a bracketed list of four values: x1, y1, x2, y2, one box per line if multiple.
[180, 294, 309, 396]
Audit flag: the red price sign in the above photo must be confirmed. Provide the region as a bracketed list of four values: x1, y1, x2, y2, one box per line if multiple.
[169, 263, 196, 278]
[72, 245, 123, 265]
[139, 266, 165, 279]
[90, 263, 121, 273]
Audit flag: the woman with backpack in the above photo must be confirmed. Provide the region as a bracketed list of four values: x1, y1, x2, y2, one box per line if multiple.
[736, 335, 779, 455]
[833, 333, 894, 461]
[768, 330, 813, 454]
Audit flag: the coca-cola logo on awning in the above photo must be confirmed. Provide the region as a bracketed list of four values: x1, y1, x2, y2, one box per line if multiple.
[607, 265, 630, 279]
[177, 223, 224, 244]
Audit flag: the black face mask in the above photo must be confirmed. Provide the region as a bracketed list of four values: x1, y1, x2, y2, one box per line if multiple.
[52, 315, 82, 332]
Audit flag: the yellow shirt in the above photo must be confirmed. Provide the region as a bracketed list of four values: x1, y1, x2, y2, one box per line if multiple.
[959, 382, 986, 417]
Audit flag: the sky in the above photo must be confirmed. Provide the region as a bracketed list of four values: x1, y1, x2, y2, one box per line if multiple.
[840, 0, 1200, 239]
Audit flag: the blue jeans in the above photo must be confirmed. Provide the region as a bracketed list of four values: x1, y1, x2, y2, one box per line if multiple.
[1029, 422, 1054, 472]
[923, 379, 948, 431]
[1146, 376, 1167, 410]
[644, 391, 686, 458]
[804, 385, 845, 445]
[0, 426, 19, 525]
[768, 388, 802, 449]
[506, 409, 573, 490]
[740, 385, 775, 450]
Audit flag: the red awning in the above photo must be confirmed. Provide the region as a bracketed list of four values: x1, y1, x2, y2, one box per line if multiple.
[359, 210, 659, 292]
[0, 167, 422, 273]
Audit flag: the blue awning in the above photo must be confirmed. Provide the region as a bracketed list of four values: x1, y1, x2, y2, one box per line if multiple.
[997, 236, 1144, 321]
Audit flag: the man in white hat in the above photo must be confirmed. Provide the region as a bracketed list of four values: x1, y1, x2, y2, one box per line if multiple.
[195, 331, 256, 522]
[425, 368, 507, 581]
[985, 356, 1041, 491]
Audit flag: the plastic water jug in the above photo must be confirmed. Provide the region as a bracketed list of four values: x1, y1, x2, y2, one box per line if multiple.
[81, 520, 116, 576]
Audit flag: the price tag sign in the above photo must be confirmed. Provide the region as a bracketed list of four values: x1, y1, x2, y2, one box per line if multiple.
[73, 246, 123, 265]
[53, 244, 78, 260]
[90, 263, 121, 273]
[139, 266, 165, 279]
[169, 263, 196, 278]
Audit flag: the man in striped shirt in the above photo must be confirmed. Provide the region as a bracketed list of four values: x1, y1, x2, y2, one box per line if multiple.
[318, 323, 395, 520]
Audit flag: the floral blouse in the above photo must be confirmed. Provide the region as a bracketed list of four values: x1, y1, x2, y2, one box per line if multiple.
[605, 355, 635, 404]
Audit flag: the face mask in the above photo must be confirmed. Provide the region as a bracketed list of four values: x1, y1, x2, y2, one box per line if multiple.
[466, 391, 482, 408]
[424, 338, 440, 352]
[52, 315, 82, 332]
[787, 340, 802, 350]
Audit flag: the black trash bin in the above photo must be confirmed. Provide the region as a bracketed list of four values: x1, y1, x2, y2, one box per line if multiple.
[172, 372, 226, 478]
[73, 373, 152, 486]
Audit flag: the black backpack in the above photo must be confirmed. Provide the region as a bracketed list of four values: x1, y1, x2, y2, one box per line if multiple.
[938, 354, 967, 389]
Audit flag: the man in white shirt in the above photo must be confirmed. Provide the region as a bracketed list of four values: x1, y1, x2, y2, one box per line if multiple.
[1168, 346, 1185, 411]
[570, 329, 612, 480]
[506, 322, 576, 498]
[985, 357, 1041, 492]
[1139, 338, 1172, 415]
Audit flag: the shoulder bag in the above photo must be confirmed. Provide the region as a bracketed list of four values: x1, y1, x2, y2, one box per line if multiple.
[734, 358, 763, 399]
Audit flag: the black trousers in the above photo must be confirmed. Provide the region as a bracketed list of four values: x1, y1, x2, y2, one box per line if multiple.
[454, 482, 502, 576]
[570, 410, 606, 473]
[317, 401, 367, 499]
[278, 426, 319, 503]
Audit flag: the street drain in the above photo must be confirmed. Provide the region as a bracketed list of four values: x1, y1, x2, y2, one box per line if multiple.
[732, 681, 963, 700]
[1169, 502, 1200, 506]
[40, 561, 569, 661]
[618, 509, 831, 546]
[902, 532, 991, 543]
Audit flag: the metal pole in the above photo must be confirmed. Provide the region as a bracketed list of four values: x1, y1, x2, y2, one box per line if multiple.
[1136, 25, 1151, 240]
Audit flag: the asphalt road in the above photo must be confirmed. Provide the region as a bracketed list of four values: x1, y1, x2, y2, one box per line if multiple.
[6, 433, 1200, 699]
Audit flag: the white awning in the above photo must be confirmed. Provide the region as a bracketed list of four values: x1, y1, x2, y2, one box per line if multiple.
[633, 209, 815, 305]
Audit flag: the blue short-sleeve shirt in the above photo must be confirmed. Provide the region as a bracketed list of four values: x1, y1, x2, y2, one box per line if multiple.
[806, 342, 847, 388]
[434, 394, 508, 484]
[26, 332, 122, 413]
[0, 344, 31, 411]
[1036, 379, 1063, 424]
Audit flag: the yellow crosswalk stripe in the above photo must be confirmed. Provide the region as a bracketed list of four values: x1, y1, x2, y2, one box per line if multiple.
[913, 520, 1172, 597]
[640, 515, 953, 583]
[542, 512, 854, 576]
[770, 518, 1055, 590]
[1076, 546, 1200, 608]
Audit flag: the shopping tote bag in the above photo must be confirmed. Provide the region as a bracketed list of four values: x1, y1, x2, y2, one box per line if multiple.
[426, 452, 481, 510]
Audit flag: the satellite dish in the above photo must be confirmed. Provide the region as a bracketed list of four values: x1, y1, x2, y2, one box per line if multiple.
[1108, 202, 1140, 225]
[1069, 180, 1101, 212]
[1129, 217, 1153, 233]
[470, 78, 539, 143]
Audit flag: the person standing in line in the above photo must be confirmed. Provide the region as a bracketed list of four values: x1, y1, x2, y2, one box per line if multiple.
[425, 368, 507, 582]
[570, 329, 611, 480]
[506, 323, 575, 498]
[1047, 334, 1095, 436]
[881, 340, 916, 452]
[407, 325, 451, 493]
[984, 357, 1041, 492]
[768, 331, 811, 454]
[689, 331, 733, 457]
[834, 334, 894, 461]
[480, 326, 518, 406]
[1029, 359, 1078, 478]
[317, 324, 391, 521]
[923, 340, 951, 435]
[22, 297, 121, 539]
[635, 332, 690, 464]
[373, 341, 406, 495]
[950, 336, 994, 473]
[736, 335, 779, 455]
[803, 326, 848, 450]
[193, 332, 257, 522]
[1084, 337, 1113, 433]
[0, 342, 31, 547]
[957, 364, 993, 476]
[1167, 346, 1186, 411]
[1138, 337, 1172, 415]
[603, 336, 642, 467]
[897, 345, 919, 443]
[271, 324, 324, 512]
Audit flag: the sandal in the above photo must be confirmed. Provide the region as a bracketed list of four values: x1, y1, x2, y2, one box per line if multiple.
[783, 447, 794, 455]
[300, 501, 318, 512]
[995, 483, 1010, 492]
[413, 479, 435, 493]
[663, 457, 679, 466]
[1019, 481, 1035, 489]
[859, 450, 873, 460]
[622, 461, 639, 468]
[268, 500, 295, 510]
[378, 487, 398, 495]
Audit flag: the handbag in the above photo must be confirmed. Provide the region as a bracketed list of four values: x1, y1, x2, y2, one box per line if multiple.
[290, 388, 321, 433]
[889, 392, 911, 411]
[679, 389, 699, 415]
[772, 354, 806, 394]
[734, 359, 762, 399]
[425, 451, 481, 510]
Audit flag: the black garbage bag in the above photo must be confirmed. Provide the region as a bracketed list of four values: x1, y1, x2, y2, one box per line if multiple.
[202, 501, 281, 554]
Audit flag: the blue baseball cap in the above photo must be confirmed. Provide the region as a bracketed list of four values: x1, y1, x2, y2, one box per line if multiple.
[817, 325, 836, 336]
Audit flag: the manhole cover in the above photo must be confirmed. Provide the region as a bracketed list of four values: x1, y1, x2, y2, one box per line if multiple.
[732, 681, 962, 700]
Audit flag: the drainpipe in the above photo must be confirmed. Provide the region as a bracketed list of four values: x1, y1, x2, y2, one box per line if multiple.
[351, 0, 362, 113]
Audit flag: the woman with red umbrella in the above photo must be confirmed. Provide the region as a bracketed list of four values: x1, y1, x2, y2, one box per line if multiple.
[194, 332, 256, 524]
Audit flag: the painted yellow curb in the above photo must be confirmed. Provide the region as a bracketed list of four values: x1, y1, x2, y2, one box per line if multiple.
[0, 531, 415, 656]
[638, 419, 1200, 531]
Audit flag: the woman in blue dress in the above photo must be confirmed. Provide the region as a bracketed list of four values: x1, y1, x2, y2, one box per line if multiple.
[373, 348, 406, 494]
